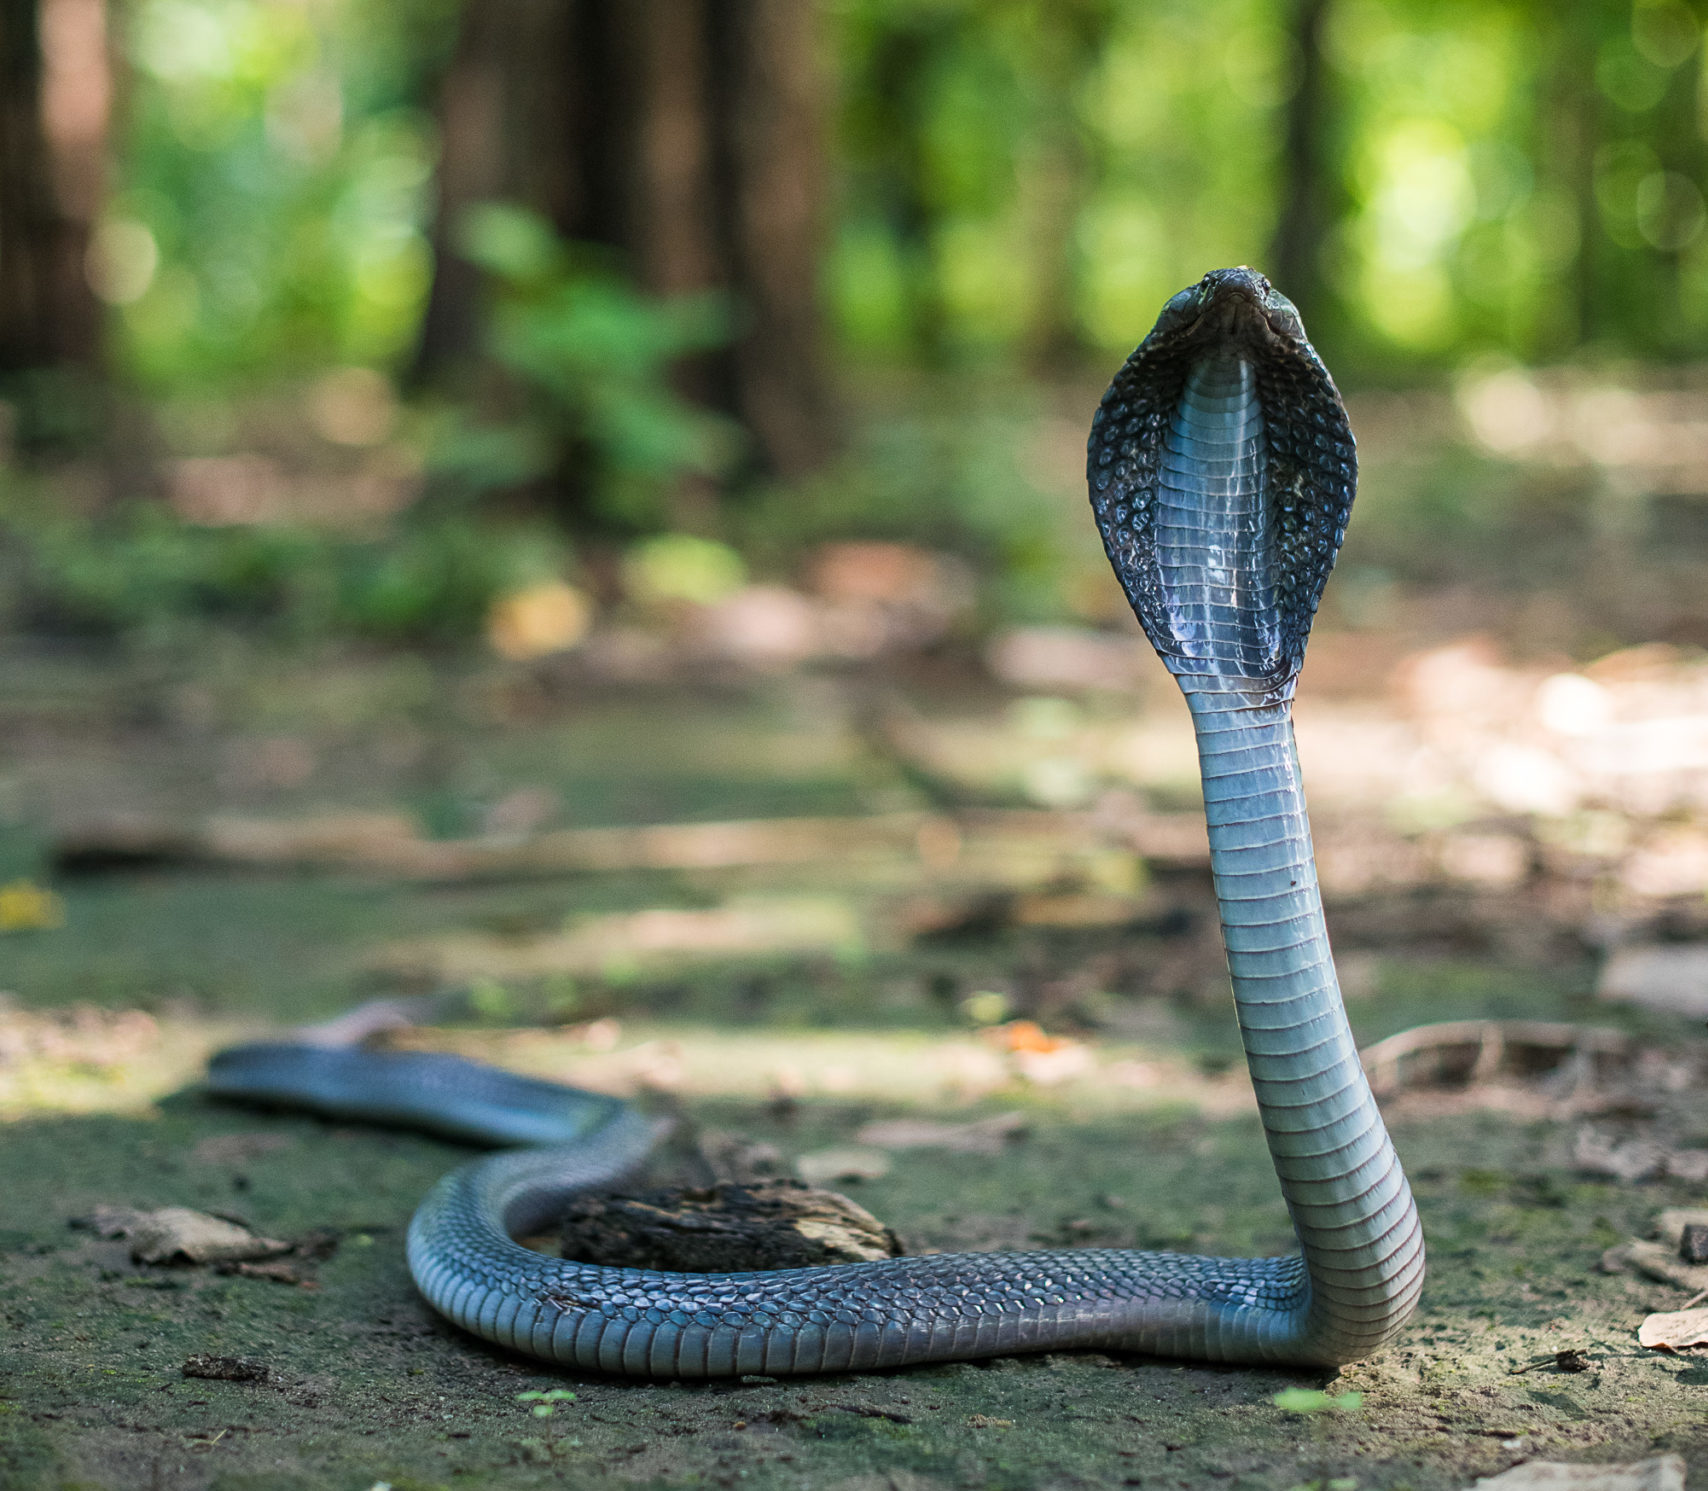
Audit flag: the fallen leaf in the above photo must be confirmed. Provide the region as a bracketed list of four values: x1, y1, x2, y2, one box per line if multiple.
[1574, 1126, 1667, 1183]
[1599, 1240, 1708, 1293]
[1470, 1455, 1685, 1490]
[216, 1259, 318, 1287]
[191, 1133, 295, 1166]
[1657, 1209, 1708, 1248]
[793, 1146, 892, 1186]
[82, 1205, 290, 1264]
[854, 1111, 1027, 1155]
[1571, 1128, 1707, 1184]
[1013, 1042, 1093, 1085]
[0, 879, 64, 932]
[1638, 1306, 1708, 1351]
[984, 1019, 1064, 1054]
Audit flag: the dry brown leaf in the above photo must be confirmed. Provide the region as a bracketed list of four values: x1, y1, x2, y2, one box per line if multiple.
[85, 1204, 290, 1264]
[854, 1111, 1027, 1155]
[1471, 1454, 1685, 1490]
[1602, 1239, 1708, 1293]
[1638, 1306, 1708, 1352]
[1574, 1126, 1668, 1182]
[1658, 1209, 1708, 1248]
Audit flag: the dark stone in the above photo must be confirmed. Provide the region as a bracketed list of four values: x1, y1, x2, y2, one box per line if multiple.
[182, 1354, 272, 1383]
[1680, 1223, 1708, 1264]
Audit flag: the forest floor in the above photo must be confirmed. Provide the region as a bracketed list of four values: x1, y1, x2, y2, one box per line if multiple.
[2, 604, 1706, 1490]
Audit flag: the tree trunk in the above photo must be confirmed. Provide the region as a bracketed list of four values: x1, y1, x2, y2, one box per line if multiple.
[1267, 0, 1334, 333]
[1021, 1, 1111, 374]
[0, 0, 110, 376]
[708, 0, 831, 480]
[414, 0, 832, 489]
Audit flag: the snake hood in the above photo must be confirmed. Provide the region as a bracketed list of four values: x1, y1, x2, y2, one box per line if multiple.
[1088, 266, 1356, 700]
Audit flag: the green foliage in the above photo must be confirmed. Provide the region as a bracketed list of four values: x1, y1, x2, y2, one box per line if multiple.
[97, 0, 1708, 402]
[0, 486, 565, 645]
[623, 534, 749, 606]
[442, 204, 738, 530]
[105, 0, 454, 389]
[832, 0, 1708, 369]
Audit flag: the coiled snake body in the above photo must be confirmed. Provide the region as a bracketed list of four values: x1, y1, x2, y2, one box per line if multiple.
[209, 268, 1424, 1376]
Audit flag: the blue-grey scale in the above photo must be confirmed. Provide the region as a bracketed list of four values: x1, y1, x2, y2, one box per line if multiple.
[208, 267, 1424, 1375]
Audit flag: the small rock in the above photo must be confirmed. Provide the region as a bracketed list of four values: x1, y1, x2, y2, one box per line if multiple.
[1681, 1224, 1708, 1264]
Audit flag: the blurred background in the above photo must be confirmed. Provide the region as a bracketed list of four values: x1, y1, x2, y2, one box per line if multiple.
[3, 0, 1708, 1111]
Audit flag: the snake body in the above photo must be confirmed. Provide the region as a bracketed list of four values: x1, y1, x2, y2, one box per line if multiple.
[210, 268, 1423, 1375]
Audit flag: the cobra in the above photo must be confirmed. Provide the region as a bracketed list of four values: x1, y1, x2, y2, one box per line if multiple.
[209, 267, 1424, 1376]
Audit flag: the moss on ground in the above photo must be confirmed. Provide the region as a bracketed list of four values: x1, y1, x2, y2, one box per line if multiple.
[3, 648, 1705, 1487]
[2, 1083, 1704, 1491]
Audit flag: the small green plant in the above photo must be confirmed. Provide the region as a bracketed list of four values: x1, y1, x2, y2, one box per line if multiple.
[444, 203, 737, 532]
[1273, 1387, 1364, 1414]
[516, 1388, 578, 1418]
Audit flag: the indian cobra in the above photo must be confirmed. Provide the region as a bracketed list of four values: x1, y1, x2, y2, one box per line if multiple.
[208, 267, 1424, 1376]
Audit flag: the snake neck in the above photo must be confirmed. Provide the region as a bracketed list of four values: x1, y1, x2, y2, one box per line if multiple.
[1185, 684, 1423, 1361]
[1155, 353, 1283, 685]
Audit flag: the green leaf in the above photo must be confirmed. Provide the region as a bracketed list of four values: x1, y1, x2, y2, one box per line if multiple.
[515, 1388, 578, 1418]
[1272, 1388, 1364, 1414]
[458, 204, 567, 284]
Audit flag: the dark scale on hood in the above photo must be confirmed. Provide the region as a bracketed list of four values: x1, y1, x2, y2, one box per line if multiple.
[1087, 266, 1356, 698]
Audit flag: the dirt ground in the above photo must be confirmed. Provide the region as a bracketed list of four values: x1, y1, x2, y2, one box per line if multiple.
[2, 630, 1707, 1490]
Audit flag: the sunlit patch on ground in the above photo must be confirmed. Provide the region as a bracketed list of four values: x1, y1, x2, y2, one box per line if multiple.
[0, 1003, 241, 1121]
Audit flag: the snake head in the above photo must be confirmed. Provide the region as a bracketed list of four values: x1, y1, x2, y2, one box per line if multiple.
[1147, 267, 1306, 350]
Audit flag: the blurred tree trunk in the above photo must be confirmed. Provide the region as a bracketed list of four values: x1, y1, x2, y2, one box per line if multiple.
[1021, 0, 1111, 374]
[861, 20, 948, 366]
[414, 0, 833, 492]
[1267, 0, 1334, 331]
[0, 0, 109, 376]
[1537, 9, 1605, 355]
